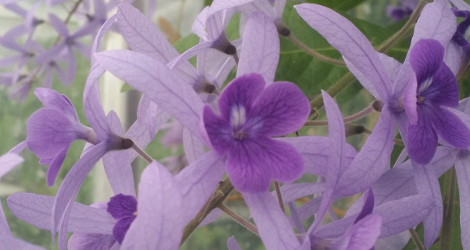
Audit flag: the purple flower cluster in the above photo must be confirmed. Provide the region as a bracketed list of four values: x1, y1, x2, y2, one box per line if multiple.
[2, 0, 470, 249]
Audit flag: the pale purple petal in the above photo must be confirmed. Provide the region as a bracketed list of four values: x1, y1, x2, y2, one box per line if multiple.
[0, 153, 23, 179]
[35, 42, 66, 64]
[167, 41, 213, 70]
[346, 214, 382, 250]
[7, 193, 114, 234]
[95, 50, 205, 139]
[336, 109, 394, 196]
[0, 236, 44, 250]
[403, 77, 418, 124]
[444, 41, 462, 75]
[52, 143, 108, 239]
[227, 137, 303, 193]
[68, 233, 115, 250]
[237, 11, 279, 84]
[249, 81, 310, 137]
[175, 151, 225, 221]
[455, 156, 470, 249]
[210, 0, 255, 14]
[46, 149, 67, 186]
[117, 2, 197, 83]
[295, 4, 391, 101]
[120, 162, 185, 250]
[48, 13, 70, 37]
[410, 1, 456, 49]
[244, 192, 300, 250]
[295, 197, 322, 223]
[83, 64, 112, 141]
[450, 0, 470, 10]
[375, 231, 411, 250]
[183, 128, 206, 164]
[227, 236, 241, 250]
[276, 136, 357, 176]
[411, 162, 442, 248]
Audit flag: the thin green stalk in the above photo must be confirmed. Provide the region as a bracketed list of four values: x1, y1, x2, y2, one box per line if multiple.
[440, 167, 457, 249]
[409, 228, 426, 250]
[219, 203, 259, 236]
[377, 0, 429, 53]
[310, 72, 355, 110]
[180, 179, 234, 245]
[273, 181, 285, 214]
[288, 34, 346, 66]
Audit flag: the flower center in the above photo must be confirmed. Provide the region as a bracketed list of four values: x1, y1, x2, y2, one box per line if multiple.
[232, 130, 247, 140]
[417, 95, 426, 104]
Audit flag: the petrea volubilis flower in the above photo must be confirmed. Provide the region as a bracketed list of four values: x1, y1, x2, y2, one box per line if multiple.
[26, 88, 97, 186]
[202, 73, 310, 193]
[404, 39, 470, 164]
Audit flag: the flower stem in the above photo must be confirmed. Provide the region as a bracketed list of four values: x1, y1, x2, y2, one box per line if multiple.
[131, 144, 153, 163]
[304, 101, 378, 126]
[310, 72, 355, 111]
[409, 228, 425, 250]
[273, 181, 285, 214]
[288, 34, 346, 66]
[440, 167, 457, 250]
[218, 203, 259, 236]
[377, 0, 429, 53]
[181, 178, 234, 245]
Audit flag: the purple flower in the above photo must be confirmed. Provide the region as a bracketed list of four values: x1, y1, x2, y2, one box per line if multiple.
[404, 39, 470, 164]
[202, 73, 310, 193]
[387, 0, 417, 21]
[26, 88, 97, 186]
[106, 194, 137, 244]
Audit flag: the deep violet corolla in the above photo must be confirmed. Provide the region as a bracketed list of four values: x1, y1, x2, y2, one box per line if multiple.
[202, 73, 310, 193]
[404, 39, 470, 164]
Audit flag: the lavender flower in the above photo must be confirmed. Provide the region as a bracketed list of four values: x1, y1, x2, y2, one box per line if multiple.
[26, 88, 96, 186]
[387, 0, 418, 21]
[106, 194, 137, 244]
[202, 73, 310, 192]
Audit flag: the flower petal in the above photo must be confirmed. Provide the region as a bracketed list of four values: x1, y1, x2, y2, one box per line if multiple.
[218, 73, 265, 121]
[94, 50, 205, 139]
[237, 11, 279, 84]
[107, 194, 137, 220]
[227, 137, 303, 193]
[455, 155, 470, 250]
[68, 233, 115, 250]
[346, 214, 382, 250]
[433, 107, 470, 149]
[202, 105, 232, 155]
[0, 153, 23, 179]
[120, 162, 185, 250]
[7, 193, 114, 234]
[248, 81, 310, 137]
[295, 3, 391, 101]
[411, 162, 442, 248]
[244, 192, 300, 250]
[409, 39, 444, 87]
[407, 105, 438, 164]
[227, 236, 241, 250]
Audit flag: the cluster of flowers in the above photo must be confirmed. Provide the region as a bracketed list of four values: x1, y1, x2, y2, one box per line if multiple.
[2, 0, 470, 249]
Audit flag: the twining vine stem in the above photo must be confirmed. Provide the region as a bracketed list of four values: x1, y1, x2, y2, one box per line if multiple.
[218, 203, 260, 236]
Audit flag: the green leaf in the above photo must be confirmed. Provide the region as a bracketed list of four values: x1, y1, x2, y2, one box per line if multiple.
[304, 0, 367, 11]
[174, 33, 200, 54]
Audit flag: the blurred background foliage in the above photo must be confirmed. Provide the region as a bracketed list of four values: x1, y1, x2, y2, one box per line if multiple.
[0, 0, 469, 249]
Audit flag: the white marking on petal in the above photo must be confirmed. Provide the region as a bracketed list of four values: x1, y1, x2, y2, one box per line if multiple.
[418, 77, 432, 93]
[465, 27, 470, 43]
[230, 105, 246, 128]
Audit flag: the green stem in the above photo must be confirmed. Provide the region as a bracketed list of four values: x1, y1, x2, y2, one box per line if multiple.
[288, 34, 346, 66]
[218, 203, 259, 236]
[180, 179, 234, 245]
[310, 72, 355, 110]
[305, 101, 378, 126]
[377, 0, 429, 53]
[409, 228, 425, 250]
[440, 167, 457, 249]
[273, 181, 285, 214]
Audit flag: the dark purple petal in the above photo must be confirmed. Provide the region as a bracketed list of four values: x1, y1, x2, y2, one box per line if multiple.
[248, 81, 310, 137]
[407, 105, 438, 164]
[433, 107, 470, 148]
[409, 39, 444, 86]
[227, 137, 303, 193]
[107, 194, 137, 220]
[354, 189, 374, 223]
[423, 64, 459, 108]
[113, 216, 135, 244]
[202, 105, 232, 155]
[218, 73, 265, 121]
